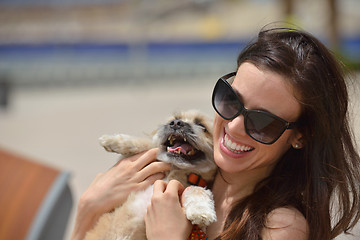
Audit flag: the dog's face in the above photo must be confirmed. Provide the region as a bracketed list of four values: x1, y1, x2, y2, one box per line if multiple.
[153, 110, 215, 172]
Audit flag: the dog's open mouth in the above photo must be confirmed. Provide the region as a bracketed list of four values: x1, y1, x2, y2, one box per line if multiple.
[165, 134, 202, 160]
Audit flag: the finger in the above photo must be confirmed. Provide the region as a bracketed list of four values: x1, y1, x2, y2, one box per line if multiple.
[136, 172, 167, 192]
[137, 161, 171, 182]
[143, 172, 167, 185]
[152, 180, 167, 195]
[109, 155, 136, 170]
[109, 158, 122, 169]
[133, 148, 159, 170]
[165, 180, 186, 197]
[110, 148, 158, 172]
[111, 148, 157, 169]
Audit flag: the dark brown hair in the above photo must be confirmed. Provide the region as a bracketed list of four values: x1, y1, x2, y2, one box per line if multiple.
[216, 27, 360, 240]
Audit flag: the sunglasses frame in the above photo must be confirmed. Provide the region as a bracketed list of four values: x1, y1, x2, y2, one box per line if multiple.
[212, 72, 300, 145]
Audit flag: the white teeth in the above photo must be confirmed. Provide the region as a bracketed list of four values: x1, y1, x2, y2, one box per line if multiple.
[224, 134, 253, 153]
[168, 135, 175, 145]
[167, 146, 181, 154]
[188, 149, 196, 155]
[231, 142, 237, 150]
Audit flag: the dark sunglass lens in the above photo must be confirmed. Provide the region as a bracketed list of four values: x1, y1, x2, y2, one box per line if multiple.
[246, 112, 286, 143]
[214, 81, 241, 119]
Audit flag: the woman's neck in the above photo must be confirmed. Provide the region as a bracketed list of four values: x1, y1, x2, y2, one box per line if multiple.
[206, 168, 272, 240]
[212, 167, 272, 207]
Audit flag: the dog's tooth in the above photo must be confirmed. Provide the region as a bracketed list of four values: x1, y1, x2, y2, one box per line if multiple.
[188, 149, 196, 155]
[169, 135, 174, 145]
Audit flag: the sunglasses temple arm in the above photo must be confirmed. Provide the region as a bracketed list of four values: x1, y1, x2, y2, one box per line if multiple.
[288, 122, 301, 129]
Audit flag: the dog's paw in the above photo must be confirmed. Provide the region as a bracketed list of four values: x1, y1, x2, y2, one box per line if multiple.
[182, 186, 217, 229]
[99, 134, 154, 156]
[99, 134, 131, 154]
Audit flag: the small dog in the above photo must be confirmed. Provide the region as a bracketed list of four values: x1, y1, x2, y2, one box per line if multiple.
[85, 110, 217, 240]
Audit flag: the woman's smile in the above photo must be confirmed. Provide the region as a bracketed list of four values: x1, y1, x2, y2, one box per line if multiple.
[220, 131, 255, 158]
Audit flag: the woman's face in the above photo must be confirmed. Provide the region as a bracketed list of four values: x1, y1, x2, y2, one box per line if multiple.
[213, 62, 302, 175]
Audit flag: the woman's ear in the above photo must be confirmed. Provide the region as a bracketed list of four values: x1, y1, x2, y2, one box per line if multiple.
[291, 130, 305, 149]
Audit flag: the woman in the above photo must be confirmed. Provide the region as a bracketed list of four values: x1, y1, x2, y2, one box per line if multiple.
[71, 28, 360, 240]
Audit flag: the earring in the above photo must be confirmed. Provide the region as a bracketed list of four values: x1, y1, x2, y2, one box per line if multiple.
[294, 143, 301, 149]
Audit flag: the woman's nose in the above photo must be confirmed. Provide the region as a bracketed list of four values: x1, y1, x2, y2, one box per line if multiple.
[227, 114, 247, 137]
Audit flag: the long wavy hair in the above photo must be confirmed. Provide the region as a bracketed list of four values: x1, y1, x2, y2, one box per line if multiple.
[216, 27, 360, 240]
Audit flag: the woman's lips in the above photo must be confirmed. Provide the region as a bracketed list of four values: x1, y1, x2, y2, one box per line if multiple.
[220, 132, 254, 157]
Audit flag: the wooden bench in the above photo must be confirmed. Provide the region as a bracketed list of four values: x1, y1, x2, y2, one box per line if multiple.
[0, 149, 72, 240]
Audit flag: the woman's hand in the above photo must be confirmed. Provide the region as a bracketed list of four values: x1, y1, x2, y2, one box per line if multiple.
[71, 148, 171, 240]
[80, 148, 171, 214]
[145, 180, 192, 240]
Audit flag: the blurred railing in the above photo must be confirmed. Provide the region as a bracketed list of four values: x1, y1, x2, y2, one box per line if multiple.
[0, 41, 246, 88]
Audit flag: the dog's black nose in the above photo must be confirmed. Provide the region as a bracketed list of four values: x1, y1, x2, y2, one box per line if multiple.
[170, 119, 185, 129]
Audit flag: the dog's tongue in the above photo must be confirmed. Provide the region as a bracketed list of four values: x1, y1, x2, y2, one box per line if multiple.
[168, 142, 193, 154]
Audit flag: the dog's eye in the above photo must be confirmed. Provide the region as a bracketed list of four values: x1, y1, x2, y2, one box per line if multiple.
[194, 117, 208, 132]
[195, 122, 208, 132]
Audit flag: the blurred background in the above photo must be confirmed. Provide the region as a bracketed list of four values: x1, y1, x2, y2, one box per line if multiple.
[0, 0, 359, 239]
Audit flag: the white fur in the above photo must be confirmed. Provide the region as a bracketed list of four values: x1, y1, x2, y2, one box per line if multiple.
[128, 185, 154, 217]
[183, 186, 217, 231]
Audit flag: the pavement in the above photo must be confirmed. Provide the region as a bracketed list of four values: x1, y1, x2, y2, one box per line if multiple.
[0, 73, 359, 239]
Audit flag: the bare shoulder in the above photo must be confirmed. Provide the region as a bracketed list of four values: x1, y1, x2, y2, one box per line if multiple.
[262, 207, 309, 240]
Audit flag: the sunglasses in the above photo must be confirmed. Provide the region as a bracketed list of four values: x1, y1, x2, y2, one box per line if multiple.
[212, 72, 300, 145]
